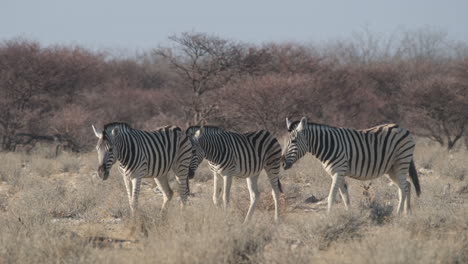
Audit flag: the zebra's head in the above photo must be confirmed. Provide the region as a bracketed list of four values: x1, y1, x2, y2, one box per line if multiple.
[186, 126, 207, 178]
[186, 125, 224, 175]
[93, 125, 118, 180]
[190, 126, 207, 160]
[282, 117, 309, 170]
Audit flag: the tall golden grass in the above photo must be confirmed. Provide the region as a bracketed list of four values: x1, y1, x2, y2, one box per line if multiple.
[0, 140, 466, 263]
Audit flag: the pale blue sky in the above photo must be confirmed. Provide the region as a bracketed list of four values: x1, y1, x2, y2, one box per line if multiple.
[1, 0, 467, 51]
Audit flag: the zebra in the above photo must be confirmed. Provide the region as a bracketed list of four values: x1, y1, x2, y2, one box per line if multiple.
[282, 117, 421, 215]
[186, 126, 225, 177]
[189, 126, 283, 222]
[92, 122, 193, 214]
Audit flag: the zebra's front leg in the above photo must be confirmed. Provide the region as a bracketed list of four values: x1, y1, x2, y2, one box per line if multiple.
[130, 177, 142, 215]
[212, 172, 222, 207]
[174, 173, 189, 208]
[222, 175, 233, 210]
[328, 173, 344, 214]
[154, 175, 173, 212]
[244, 175, 260, 223]
[122, 173, 133, 212]
[339, 180, 351, 210]
[267, 172, 281, 222]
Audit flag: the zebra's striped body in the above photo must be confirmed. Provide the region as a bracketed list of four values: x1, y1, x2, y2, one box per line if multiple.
[93, 123, 193, 213]
[189, 126, 283, 222]
[282, 117, 421, 214]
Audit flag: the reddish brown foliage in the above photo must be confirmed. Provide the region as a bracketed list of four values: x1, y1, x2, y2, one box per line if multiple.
[1, 32, 467, 151]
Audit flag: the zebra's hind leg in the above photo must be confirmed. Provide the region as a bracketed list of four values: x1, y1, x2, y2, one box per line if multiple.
[389, 170, 409, 215]
[405, 180, 412, 214]
[154, 175, 174, 211]
[244, 174, 260, 223]
[339, 180, 351, 210]
[131, 177, 142, 215]
[327, 173, 345, 214]
[266, 171, 281, 222]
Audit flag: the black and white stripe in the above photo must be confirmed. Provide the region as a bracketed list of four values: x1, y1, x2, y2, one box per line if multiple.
[186, 126, 225, 178]
[282, 117, 421, 214]
[93, 123, 192, 213]
[188, 126, 283, 222]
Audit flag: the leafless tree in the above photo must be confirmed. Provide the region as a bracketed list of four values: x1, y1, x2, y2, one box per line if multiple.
[222, 74, 314, 134]
[395, 27, 449, 61]
[154, 32, 244, 125]
[0, 39, 103, 150]
[407, 74, 468, 150]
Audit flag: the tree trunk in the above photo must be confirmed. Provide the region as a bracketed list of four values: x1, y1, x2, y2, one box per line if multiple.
[446, 134, 463, 151]
[447, 140, 456, 151]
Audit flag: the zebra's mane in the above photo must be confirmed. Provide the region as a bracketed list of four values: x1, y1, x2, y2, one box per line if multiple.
[154, 125, 181, 132]
[186, 125, 225, 133]
[103, 122, 132, 136]
[104, 122, 131, 130]
[288, 120, 332, 132]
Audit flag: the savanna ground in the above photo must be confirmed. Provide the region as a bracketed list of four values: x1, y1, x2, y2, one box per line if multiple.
[0, 139, 467, 264]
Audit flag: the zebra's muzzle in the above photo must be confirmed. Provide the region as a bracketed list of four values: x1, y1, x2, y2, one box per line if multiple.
[97, 166, 109, 180]
[281, 156, 293, 170]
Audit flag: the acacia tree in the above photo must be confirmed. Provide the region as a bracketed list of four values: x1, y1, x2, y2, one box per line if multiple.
[0, 40, 49, 150]
[407, 74, 468, 150]
[222, 74, 315, 134]
[0, 39, 103, 150]
[258, 43, 323, 74]
[454, 56, 468, 149]
[155, 32, 244, 125]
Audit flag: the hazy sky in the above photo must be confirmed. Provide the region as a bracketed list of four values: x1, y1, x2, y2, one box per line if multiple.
[1, 0, 467, 52]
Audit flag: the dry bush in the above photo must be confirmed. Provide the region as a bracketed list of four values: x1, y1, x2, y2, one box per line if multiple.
[413, 138, 446, 169]
[415, 140, 468, 181]
[331, 229, 467, 264]
[1, 151, 127, 221]
[55, 152, 83, 173]
[126, 201, 275, 264]
[0, 214, 94, 263]
[433, 150, 468, 181]
[25, 151, 80, 177]
[293, 210, 368, 250]
[0, 152, 27, 184]
[28, 156, 59, 177]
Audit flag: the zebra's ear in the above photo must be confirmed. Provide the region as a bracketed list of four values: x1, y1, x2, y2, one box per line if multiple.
[92, 125, 102, 139]
[286, 117, 292, 130]
[195, 126, 204, 138]
[297, 117, 308, 132]
[111, 127, 119, 137]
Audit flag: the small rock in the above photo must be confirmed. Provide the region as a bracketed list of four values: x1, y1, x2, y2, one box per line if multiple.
[304, 195, 320, 203]
[457, 185, 468, 195]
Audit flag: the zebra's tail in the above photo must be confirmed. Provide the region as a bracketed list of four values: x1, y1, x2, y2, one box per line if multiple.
[278, 178, 283, 193]
[188, 168, 195, 179]
[409, 159, 421, 197]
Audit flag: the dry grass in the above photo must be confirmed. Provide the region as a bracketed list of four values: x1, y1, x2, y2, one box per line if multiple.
[0, 141, 467, 263]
